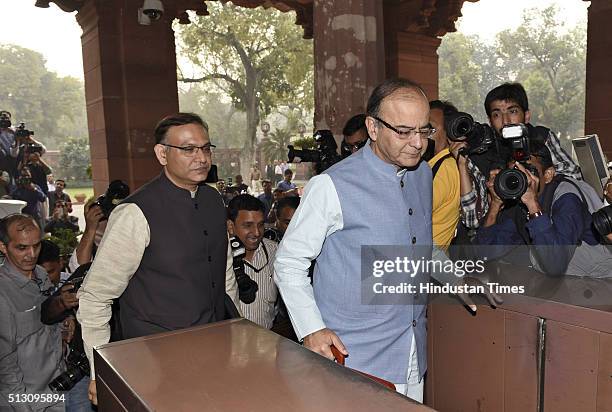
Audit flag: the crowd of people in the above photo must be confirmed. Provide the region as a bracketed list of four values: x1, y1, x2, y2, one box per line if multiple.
[2, 77, 612, 411]
[0, 110, 80, 238]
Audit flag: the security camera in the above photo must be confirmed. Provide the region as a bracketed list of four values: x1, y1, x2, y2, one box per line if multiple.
[138, 0, 164, 25]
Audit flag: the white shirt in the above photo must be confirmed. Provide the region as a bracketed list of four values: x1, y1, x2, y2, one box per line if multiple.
[238, 238, 278, 329]
[274, 175, 457, 341]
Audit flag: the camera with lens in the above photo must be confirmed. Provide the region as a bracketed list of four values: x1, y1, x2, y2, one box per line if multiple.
[493, 124, 542, 201]
[93, 180, 130, 220]
[48, 345, 90, 392]
[17, 176, 31, 186]
[263, 226, 282, 243]
[445, 112, 495, 156]
[592, 205, 612, 238]
[15, 122, 34, 140]
[229, 236, 258, 304]
[287, 130, 342, 175]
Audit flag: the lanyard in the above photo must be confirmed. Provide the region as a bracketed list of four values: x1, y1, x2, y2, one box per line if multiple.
[243, 241, 270, 273]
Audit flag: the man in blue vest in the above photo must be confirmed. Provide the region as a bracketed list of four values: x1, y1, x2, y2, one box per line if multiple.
[276, 78, 450, 401]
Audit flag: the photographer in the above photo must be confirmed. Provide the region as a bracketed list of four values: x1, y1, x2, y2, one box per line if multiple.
[0, 111, 19, 180]
[0, 214, 66, 411]
[475, 143, 612, 277]
[41, 262, 95, 412]
[48, 179, 73, 215]
[21, 151, 52, 197]
[227, 194, 278, 329]
[11, 168, 46, 224]
[454, 83, 581, 230]
[44, 200, 80, 236]
[428, 100, 460, 251]
[340, 114, 368, 157]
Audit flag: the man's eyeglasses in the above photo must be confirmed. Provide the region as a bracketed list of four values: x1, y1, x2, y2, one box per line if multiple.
[371, 116, 435, 139]
[160, 143, 216, 156]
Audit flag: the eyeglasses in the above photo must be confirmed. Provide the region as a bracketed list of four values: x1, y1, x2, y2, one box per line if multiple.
[160, 143, 216, 156]
[371, 116, 436, 139]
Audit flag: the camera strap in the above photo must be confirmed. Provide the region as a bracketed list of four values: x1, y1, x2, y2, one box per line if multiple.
[431, 153, 453, 179]
[541, 175, 590, 216]
[243, 241, 270, 273]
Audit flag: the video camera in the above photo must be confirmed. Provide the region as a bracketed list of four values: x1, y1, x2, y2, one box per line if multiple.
[15, 122, 34, 139]
[287, 130, 342, 175]
[493, 124, 547, 201]
[445, 112, 495, 156]
[93, 180, 130, 220]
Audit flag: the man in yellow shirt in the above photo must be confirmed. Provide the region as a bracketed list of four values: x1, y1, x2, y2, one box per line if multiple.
[427, 100, 461, 251]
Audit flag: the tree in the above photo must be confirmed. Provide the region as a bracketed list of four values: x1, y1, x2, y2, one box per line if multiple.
[438, 5, 586, 145]
[58, 136, 90, 185]
[176, 1, 314, 176]
[178, 84, 247, 148]
[0, 44, 87, 149]
[496, 5, 586, 142]
[260, 127, 293, 163]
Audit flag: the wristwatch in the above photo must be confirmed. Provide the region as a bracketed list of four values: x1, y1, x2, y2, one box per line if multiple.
[528, 210, 544, 219]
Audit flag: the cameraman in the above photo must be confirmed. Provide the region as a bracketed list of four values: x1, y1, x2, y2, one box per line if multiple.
[475, 143, 612, 277]
[227, 194, 278, 329]
[45, 200, 79, 236]
[340, 114, 368, 157]
[428, 100, 460, 251]
[454, 83, 581, 230]
[0, 214, 66, 411]
[21, 151, 52, 197]
[11, 168, 46, 225]
[48, 179, 73, 215]
[0, 110, 19, 180]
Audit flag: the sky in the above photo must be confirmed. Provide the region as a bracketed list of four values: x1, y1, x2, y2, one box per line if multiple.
[0, 0, 590, 80]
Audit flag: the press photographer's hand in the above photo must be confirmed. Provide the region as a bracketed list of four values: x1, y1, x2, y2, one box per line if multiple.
[84, 205, 104, 230]
[59, 284, 79, 310]
[486, 168, 503, 206]
[515, 162, 540, 211]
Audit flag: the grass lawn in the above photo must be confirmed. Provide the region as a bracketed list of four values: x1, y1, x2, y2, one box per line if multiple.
[65, 187, 94, 202]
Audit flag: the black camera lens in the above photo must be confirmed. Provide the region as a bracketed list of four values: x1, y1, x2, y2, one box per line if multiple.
[592, 205, 612, 237]
[494, 168, 529, 200]
[445, 112, 474, 141]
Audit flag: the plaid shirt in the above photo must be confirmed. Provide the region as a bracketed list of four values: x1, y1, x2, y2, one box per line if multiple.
[460, 129, 582, 229]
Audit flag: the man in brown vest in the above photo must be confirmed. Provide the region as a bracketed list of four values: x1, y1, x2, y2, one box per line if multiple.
[77, 113, 238, 405]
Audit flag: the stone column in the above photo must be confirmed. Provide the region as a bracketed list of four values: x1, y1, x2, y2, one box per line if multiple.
[76, 0, 180, 195]
[385, 32, 441, 101]
[584, 0, 612, 157]
[312, 0, 386, 141]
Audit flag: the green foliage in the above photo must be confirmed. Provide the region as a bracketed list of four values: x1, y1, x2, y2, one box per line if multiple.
[0, 44, 87, 149]
[439, 5, 586, 141]
[58, 136, 91, 185]
[178, 85, 247, 148]
[46, 228, 80, 257]
[291, 136, 316, 150]
[260, 127, 294, 162]
[176, 1, 313, 173]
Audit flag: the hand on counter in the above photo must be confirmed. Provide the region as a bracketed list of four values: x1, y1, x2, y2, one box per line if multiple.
[304, 328, 348, 361]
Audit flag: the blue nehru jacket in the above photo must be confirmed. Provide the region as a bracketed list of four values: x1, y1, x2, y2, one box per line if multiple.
[315, 143, 432, 382]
